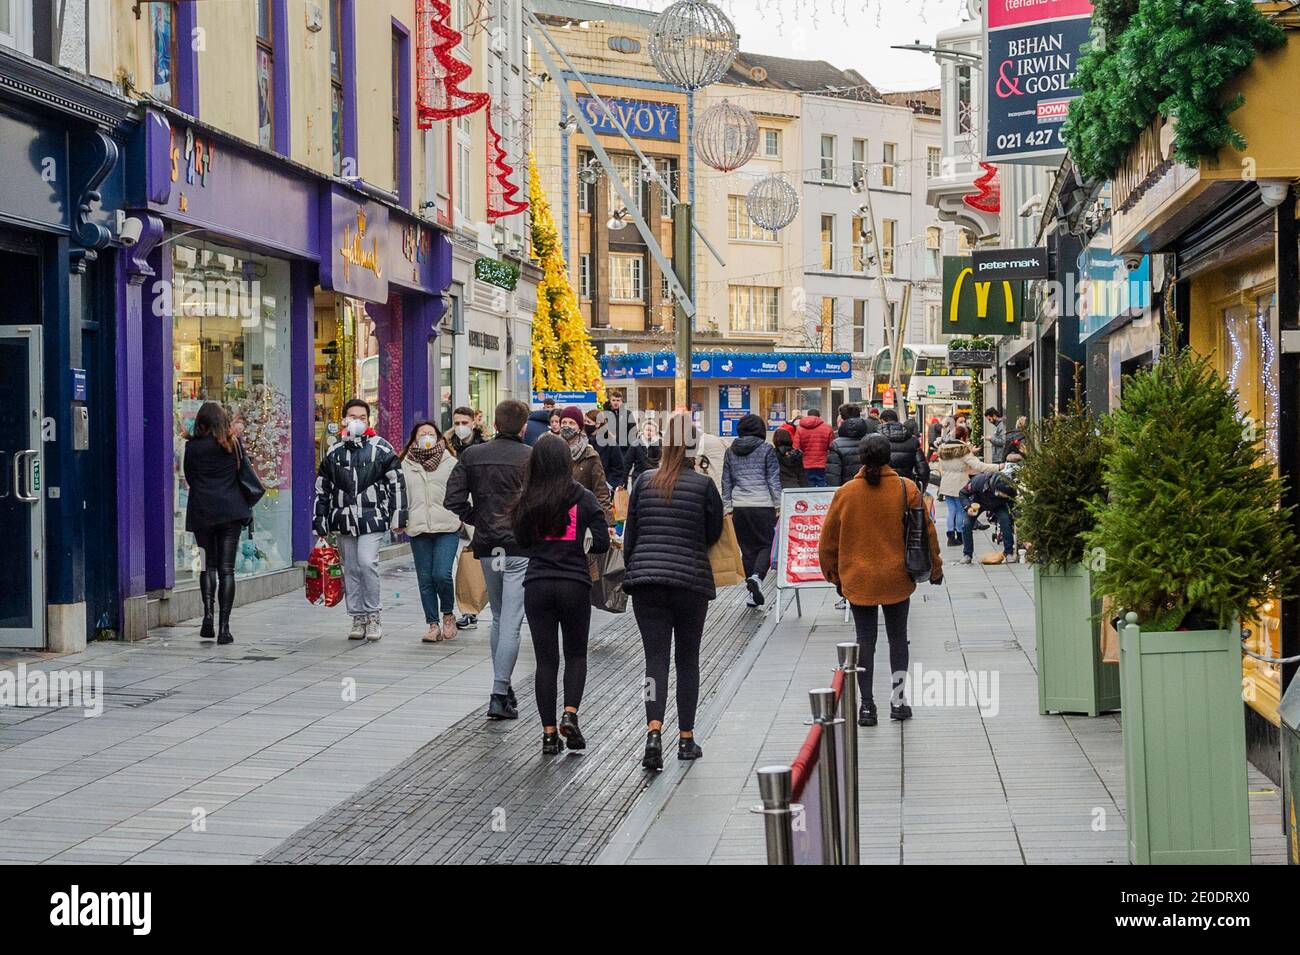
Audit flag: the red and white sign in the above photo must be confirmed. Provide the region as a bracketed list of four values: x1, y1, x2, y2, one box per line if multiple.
[776, 488, 838, 589]
[986, 0, 1093, 29]
[1036, 98, 1071, 122]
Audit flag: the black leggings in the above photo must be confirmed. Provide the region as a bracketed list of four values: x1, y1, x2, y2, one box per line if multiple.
[732, 506, 776, 580]
[197, 520, 243, 624]
[633, 585, 710, 732]
[850, 599, 910, 705]
[524, 578, 592, 727]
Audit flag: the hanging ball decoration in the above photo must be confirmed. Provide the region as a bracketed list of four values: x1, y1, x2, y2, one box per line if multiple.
[747, 175, 799, 232]
[696, 99, 759, 173]
[648, 1, 740, 91]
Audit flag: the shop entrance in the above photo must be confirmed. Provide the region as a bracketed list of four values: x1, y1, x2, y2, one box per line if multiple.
[0, 324, 44, 648]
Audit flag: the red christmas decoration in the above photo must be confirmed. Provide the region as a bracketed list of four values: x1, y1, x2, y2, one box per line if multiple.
[963, 162, 1001, 214]
[486, 110, 529, 220]
[416, 0, 489, 127]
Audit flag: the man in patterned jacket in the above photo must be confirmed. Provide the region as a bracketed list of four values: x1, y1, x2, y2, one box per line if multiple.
[313, 399, 407, 641]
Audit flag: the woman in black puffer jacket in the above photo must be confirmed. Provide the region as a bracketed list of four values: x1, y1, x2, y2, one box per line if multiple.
[624, 413, 724, 772]
[826, 416, 871, 486]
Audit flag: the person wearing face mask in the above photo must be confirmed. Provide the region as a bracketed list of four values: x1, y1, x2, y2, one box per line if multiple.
[448, 406, 485, 455]
[313, 399, 407, 642]
[561, 407, 615, 527]
[395, 421, 461, 643]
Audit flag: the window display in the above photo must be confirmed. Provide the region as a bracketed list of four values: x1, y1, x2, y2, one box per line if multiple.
[172, 242, 293, 582]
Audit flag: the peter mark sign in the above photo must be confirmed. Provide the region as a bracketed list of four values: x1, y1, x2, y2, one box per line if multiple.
[972, 246, 1050, 280]
[942, 256, 1026, 335]
[984, 0, 1093, 164]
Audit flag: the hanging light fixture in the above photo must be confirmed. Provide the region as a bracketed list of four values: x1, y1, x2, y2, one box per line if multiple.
[696, 99, 759, 172]
[558, 114, 578, 133]
[850, 177, 866, 195]
[577, 159, 601, 185]
[607, 208, 631, 231]
[648, 0, 740, 91]
[746, 174, 799, 232]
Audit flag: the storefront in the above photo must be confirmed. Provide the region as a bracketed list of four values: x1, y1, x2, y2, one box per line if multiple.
[600, 351, 853, 436]
[0, 49, 136, 651]
[118, 108, 450, 638]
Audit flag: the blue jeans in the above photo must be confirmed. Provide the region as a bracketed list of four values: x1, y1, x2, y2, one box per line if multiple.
[945, 496, 964, 535]
[409, 532, 459, 622]
[963, 504, 1014, 556]
[806, 468, 827, 487]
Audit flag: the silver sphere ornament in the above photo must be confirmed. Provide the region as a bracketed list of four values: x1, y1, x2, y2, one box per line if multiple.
[648, 1, 740, 91]
[747, 175, 799, 232]
[696, 99, 759, 172]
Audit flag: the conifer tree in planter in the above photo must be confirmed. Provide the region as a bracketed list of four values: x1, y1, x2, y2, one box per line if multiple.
[1016, 401, 1119, 716]
[1084, 345, 1297, 864]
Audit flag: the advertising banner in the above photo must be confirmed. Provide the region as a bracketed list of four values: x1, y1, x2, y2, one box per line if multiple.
[984, 0, 1093, 164]
[942, 256, 1026, 336]
[775, 487, 837, 589]
[1078, 235, 1152, 342]
[972, 246, 1050, 280]
[718, 384, 751, 437]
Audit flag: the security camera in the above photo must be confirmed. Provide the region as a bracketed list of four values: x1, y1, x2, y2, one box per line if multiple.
[116, 211, 144, 247]
[1122, 252, 1144, 273]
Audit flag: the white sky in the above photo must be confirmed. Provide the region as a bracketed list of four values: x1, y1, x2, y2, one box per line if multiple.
[635, 0, 973, 92]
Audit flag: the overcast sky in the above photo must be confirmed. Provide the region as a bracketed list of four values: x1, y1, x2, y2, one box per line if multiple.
[633, 0, 973, 92]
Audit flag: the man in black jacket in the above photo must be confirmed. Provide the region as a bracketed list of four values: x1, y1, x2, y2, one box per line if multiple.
[313, 399, 407, 643]
[826, 416, 870, 486]
[444, 399, 532, 719]
[958, 470, 1018, 565]
[878, 409, 930, 487]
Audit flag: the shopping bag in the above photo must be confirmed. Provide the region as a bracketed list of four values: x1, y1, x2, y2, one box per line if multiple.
[708, 514, 746, 588]
[589, 544, 628, 614]
[455, 548, 489, 615]
[613, 485, 630, 522]
[1099, 596, 1120, 664]
[305, 538, 344, 608]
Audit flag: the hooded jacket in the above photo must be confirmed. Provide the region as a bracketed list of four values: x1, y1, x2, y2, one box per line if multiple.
[792, 414, 833, 469]
[826, 417, 870, 487]
[524, 408, 553, 446]
[936, 440, 999, 498]
[880, 420, 930, 485]
[776, 445, 807, 488]
[722, 416, 781, 509]
[959, 470, 1018, 513]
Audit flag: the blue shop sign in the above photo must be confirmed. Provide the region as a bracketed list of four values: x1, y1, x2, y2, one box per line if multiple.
[576, 96, 680, 142]
[600, 352, 852, 380]
[533, 390, 599, 407]
[1078, 244, 1151, 342]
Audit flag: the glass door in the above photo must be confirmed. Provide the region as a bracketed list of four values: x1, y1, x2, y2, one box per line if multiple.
[0, 325, 43, 648]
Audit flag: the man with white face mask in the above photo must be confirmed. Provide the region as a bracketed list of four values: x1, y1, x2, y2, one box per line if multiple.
[448, 406, 485, 456]
[313, 399, 406, 641]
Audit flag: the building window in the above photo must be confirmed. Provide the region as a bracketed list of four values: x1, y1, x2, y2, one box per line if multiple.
[607, 154, 644, 215]
[820, 214, 835, 271]
[851, 216, 866, 273]
[0, 0, 33, 54]
[820, 297, 835, 351]
[655, 157, 677, 217]
[927, 146, 942, 178]
[957, 65, 974, 134]
[926, 226, 942, 279]
[610, 254, 644, 302]
[577, 149, 593, 213]
[926, 301, 942, 342]
[148, 1, 177, 104]
[882, 219, 897, 274]
[853, 300, 867, 353]
[882, 143, 897, 187]
[454, 113, 471, 218]
[762, 127, 781, 158]
[820, 134, 835, 182]
[330, 0, 346, 174]
[728, 195, 777, 242]
[579, 254, 591, 299]
[852, 138, 867, 185]
[729, 286, 779, 333]
[255, 0, 275, 148]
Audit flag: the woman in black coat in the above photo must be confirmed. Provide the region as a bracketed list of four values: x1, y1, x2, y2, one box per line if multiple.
[623, 413, 724, 771]
[183, 401, 252, 645]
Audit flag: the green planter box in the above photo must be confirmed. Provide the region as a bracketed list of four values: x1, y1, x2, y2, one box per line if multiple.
[1033, 564, 1121, 716]
[1120, 616, 1251, 864]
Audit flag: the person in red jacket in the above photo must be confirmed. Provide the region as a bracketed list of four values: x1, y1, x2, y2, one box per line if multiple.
[793, 409, 834, 486]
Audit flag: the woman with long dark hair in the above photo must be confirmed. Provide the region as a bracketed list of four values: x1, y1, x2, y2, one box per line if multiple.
[820, 433, 943, 725]
[396, 420, 462, 643]
[623, 413, 724, 770]
[511, 434, 610, 755]
[183, 401, 252, 645]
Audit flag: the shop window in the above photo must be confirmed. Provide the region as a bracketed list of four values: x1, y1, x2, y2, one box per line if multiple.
[882, 143, 897, 187]
[468, 368, 498, 425]
[172, 242, 293, 583]
[610, 254, 644, 302]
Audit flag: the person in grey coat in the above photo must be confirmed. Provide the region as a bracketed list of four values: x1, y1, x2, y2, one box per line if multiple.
[722, 413, 782, 607]
[986, 408, 1006, 463]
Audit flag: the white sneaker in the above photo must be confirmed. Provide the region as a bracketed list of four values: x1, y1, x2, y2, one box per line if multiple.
[834, 597, 847, 610]
[1004, 552, 1019, 564]
[745, 594, 760, 608]
[365, 615, 383, 642]
[348, 615, 366, 640]
[960, 555, 973, 565]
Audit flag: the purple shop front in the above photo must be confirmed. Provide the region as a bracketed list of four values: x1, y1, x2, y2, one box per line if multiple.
[115, 109, 450, 636]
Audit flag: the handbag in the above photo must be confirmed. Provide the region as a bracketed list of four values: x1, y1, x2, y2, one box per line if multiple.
[899, 475, 932, 583]
[236, 442, 266, 508]
[708, 514, 746, 588]
[589, 543, 628, 613]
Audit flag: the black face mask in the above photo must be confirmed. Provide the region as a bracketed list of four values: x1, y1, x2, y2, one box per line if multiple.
[584, 424, 597, 437]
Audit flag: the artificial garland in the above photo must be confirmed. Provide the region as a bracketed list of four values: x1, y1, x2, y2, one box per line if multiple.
[416, 0, 489, 126]
[1065, 0, 1285, 182]
[486, 111, 529, 220]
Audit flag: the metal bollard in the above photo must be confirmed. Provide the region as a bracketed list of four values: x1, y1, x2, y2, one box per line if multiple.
[753, 766, 795, 865]
[836, 641, 861, 865]
[810, 687, 843, 865]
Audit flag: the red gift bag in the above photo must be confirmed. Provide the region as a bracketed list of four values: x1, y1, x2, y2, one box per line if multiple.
[305, 538, 344, 607]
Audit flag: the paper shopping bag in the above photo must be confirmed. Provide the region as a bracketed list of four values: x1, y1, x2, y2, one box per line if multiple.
[455, 549, 489, 615]
[708, 514, 746, 588]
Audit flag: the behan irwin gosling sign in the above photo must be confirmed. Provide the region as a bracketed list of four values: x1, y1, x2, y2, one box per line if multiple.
[575, 95, 681, 142]
[972, 246, 1050, 280]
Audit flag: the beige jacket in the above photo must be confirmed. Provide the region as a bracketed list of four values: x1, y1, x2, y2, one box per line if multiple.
[936, 441, 1000, 497]
[401, 453, 461, 536]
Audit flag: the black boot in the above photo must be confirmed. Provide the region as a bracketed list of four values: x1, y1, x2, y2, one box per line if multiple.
[946, 531, 961, 547]
[216, 571, 235, 645]
[642, 729, 663, 771]
[199, 570, 217, 640]
[541, 730, 563, 756]
[858, 700, 878, 726]
[677, 736, 703, 760]
[559, 711, 586, 750]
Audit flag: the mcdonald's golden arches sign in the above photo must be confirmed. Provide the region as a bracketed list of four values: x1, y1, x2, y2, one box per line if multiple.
[942, 256, 1026, 335]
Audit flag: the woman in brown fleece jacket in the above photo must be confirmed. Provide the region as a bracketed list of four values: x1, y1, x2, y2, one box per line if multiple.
[820, 433, 943, 726]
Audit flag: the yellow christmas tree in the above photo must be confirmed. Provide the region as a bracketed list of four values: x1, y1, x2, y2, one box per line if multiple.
[528, 157, 606, 402]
